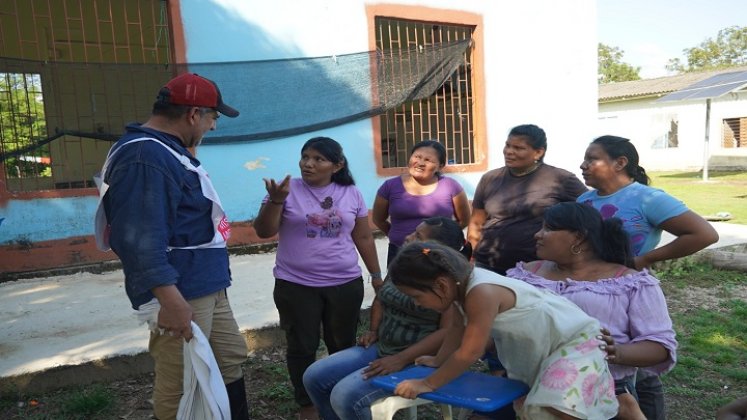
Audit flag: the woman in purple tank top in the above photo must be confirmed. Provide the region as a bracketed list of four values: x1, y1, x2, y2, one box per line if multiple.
[372, 140, 471, 265]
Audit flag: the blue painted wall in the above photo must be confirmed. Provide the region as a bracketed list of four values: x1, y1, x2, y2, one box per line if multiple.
[0, 197, 98, 242]
[174, 0, 487, 221]
[0, 0, 598, 245]
[196, 123, 387, 223]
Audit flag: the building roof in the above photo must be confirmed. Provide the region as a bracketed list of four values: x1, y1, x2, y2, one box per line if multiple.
[657, 70, 747, 102]
[599, 65, 747, 102]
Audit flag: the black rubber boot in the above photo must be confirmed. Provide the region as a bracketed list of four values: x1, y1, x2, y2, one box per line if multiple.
[226, 377, 250, 420]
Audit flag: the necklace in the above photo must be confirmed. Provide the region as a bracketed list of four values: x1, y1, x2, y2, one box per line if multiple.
[509, 162, 542, 177]
[302, 181, 335, 210]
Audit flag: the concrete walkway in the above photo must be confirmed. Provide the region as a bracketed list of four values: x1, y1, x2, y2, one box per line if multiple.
[0, 239, 388, 381]
[2, 222, 747, 385]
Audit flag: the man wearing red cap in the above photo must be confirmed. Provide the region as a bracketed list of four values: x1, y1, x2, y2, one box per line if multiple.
[95, 73, 248, 419]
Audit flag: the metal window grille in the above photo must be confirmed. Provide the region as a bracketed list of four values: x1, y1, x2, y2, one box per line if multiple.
[375, 17, 475, 168]
[723, 117, 746, 148]
[0, 73, 49, 190]
[0, 0, 171, 192]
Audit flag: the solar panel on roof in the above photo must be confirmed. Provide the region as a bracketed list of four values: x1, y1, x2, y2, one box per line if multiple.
[657, 70, 747, 102]
[686, 71, 747, 88]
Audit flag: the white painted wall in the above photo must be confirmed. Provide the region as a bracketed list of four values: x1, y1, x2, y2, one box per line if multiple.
[597, 90, 747, 171]
[474, 0, 598, 174]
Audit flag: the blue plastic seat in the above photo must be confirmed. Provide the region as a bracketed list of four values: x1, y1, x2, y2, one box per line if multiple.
[371, 365, 529, 414]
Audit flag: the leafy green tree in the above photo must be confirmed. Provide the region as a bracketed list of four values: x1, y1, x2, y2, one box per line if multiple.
[667, 26, 747, 73]
[0, 72, 49, 178]
[598, 43, 641, 84]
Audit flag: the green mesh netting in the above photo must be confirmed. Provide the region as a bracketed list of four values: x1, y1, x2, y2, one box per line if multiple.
[0, 39, 471, 164]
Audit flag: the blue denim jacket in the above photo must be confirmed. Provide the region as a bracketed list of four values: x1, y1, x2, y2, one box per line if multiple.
[103, 123, 231, 309]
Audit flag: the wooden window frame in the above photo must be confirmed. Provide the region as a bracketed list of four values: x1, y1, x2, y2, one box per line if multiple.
[366, 4, 487, 176]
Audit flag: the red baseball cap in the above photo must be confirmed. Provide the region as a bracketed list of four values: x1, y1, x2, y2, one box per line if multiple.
[158, 73, 239, 118]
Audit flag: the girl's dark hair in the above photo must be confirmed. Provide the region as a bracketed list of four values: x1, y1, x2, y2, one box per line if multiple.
[302, 137, 355, 186]
[591, 135, 650, 185]
[421, 217, 473, 259]
[543, 202, 634, 267]
[410, 140, 447, 167]
[389, 242, 473, 293]
[508, 124, 547, 162]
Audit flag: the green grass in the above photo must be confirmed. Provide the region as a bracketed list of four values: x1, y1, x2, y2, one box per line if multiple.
[0, 384, 115, 420]
[656, 259, 747, 419]
[60, 386, 115, 418]
[655, 257, 747, 289]
[649, 170, 747, 223]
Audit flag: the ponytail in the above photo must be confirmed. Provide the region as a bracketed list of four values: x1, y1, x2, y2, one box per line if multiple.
[599, 218, 635, 267]
[632, 165, 650, 186]
[389, 242, 472, 292]
[460, 241, 474, 260]
[544, 202, 633, 266]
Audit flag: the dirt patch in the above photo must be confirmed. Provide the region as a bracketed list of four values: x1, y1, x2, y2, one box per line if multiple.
[665, 284, 747, 314]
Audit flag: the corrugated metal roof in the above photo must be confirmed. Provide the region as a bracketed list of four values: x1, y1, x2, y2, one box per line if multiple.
[598, 65, 747, 102]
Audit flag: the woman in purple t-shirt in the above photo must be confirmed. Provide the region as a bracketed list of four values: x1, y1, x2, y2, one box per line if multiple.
[253, 137, 382, 420]
[372, 140, 471, 264]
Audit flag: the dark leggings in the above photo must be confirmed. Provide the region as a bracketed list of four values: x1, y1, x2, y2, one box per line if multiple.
[273, 277, 364, 406]
[386, 242, 400, 267]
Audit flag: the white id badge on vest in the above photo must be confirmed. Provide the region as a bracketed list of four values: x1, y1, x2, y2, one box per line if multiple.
[94, 137, 230, 252]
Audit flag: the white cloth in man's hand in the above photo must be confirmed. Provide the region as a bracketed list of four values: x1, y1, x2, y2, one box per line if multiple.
[177, 321, 230, 420]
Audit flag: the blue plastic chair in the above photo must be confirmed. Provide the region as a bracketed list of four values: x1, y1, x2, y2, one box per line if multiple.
[370, 365, 529, 417]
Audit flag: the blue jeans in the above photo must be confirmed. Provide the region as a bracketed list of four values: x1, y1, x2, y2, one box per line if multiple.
[303, 345, 394, 420]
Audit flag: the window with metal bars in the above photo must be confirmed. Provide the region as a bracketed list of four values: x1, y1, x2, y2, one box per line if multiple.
[723, 117, 746, 148]
[375, 17, 476, 169]
[0, 0, 171, 193]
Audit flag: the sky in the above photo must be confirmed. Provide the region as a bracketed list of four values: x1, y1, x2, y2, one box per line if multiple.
[598, 0, 747, 79]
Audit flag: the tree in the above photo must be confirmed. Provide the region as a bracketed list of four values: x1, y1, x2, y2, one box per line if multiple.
[598, 43, 641, 84]
[667, 26, 747, 73]
[0, 72, 49, 178]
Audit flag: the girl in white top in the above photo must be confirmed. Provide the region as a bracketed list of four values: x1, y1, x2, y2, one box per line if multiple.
[389, 242, 618, 419]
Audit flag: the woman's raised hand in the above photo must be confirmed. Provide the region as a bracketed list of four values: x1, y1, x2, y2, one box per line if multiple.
[263, 175, 291, 203]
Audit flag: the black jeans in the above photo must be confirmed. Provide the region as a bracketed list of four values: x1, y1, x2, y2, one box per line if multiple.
[636, 370, 666, 420]
[273, 277, 364, 407]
